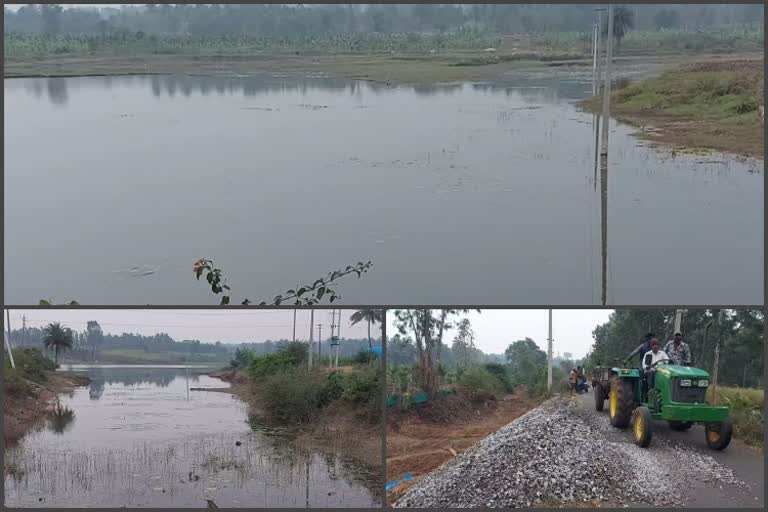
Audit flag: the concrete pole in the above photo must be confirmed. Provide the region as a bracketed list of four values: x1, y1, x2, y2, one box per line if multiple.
[308, 309, 314, 369]
[600, 3, 614, 156]
[673, 309, 684, 336]
[547, 309, 553, 392]
[292, 309, 297, 343]
[317, 323, 323, 362]
[711, 311, 723, 404]
[592, 23, 598, 95]
[5, 310, 16, 369]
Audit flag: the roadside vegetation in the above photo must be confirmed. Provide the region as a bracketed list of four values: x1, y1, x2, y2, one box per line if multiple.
[386, 310, 582, 501]
[707, 386, 764, 448]
[580, 59, 764, 157]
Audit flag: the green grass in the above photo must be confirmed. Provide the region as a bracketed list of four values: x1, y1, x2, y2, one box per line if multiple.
[3, 348, 57, 397]
[580, 59, 764, 157]
[708, 386, 764, 448]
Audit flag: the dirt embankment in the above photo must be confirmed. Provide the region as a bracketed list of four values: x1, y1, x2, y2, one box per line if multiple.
[386, 390, 544, 504]
[4, 372, 91, 445]
[580, 58, 765, 158]
[209, 368, 382, 467]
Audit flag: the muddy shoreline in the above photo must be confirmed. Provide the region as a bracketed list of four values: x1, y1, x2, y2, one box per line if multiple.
[4, 371, 92, 446]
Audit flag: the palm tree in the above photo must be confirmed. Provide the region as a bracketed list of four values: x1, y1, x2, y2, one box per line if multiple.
[43, 322, 74, 365]
[350, 309, 383, 350]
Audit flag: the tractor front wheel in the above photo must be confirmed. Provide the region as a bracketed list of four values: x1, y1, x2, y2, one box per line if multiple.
[668, 421, 693, 431]
[609, 375, 634, 429]
[594, 384, 605, 411]
[705, 418, 733, 451]
[632, 406, 653, 447]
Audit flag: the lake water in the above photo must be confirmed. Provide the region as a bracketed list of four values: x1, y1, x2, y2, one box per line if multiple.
[3, 365, 382, 508]
[4, 71, 763, 305]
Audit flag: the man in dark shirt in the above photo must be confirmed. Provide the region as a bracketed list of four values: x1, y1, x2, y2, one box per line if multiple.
[624, 332, 655, 367]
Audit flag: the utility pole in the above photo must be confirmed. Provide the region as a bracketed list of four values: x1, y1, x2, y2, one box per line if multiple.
[335, 310, 341, 369]
[22, 315, 27, 346]
[711, 310, 723, 404]
[292, 309, 297, 343]
[5, 310, 16, 369]
[673, 309, 686, 336]
[317, 323, 323, 362]
[591, 22, 598, 95]
[547, 309, 553, 392]
[600, 3, 614, 156]
[329, 310, 337, 368]
[308, 309, 314, 369]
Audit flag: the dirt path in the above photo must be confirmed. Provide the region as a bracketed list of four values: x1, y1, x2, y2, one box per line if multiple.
[386, 392, 543, 504]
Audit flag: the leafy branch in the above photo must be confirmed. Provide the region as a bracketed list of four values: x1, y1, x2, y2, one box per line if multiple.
[193, 258, 373, 306]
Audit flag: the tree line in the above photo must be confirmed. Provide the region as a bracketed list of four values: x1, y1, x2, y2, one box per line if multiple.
[586, 309, 763, 388]
[5, 4, 762, 38]
[7, 321, 380, 361]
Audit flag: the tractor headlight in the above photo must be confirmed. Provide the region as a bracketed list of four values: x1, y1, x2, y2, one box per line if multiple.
[697, 380, 708, 387]
[680, 379, 692, 387]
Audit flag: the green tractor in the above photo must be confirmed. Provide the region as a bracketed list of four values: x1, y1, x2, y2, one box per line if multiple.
[592, 358, 732, 450]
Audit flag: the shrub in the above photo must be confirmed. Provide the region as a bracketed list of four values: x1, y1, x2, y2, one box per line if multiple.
[248, 342, 307, 378]
[261, 368, 324, 423]
[457, 366, 504, 401]
[352, 350, 375, 365]
[5, 348, 55, 384]
[317, 370, 345, 406]
[483, 363, 513, 392]
[341, 367, 381, 404]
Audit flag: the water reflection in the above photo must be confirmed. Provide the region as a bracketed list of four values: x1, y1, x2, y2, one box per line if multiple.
[47, 399, 76, 434]
[4, 365, 381, 507]
[15, 73, 593, 106]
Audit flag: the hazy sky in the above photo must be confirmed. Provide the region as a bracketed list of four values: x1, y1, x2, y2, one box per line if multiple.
[390, 309, 613, 358]
[5, 309, 378, 344]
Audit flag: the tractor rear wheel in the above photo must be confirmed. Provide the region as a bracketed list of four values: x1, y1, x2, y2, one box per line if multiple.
[668, 421, 693, 431]
[632, 406, 653, 447]
[608, 375, 634, 429]
[594, 384, 605, 411]
[705, 418, 733, 450]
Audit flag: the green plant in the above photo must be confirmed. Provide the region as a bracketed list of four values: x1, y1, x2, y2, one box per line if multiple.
[248, 342, 309, 378]
[261, 368, 324, 423]
[457, 366, 504, 400]
[194, 258, 372, 305]
[483, 363, 513, 392]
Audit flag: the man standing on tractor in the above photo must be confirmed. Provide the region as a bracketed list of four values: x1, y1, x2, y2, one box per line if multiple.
[663, 332, 692, 366]
[624, 332, 655, 368]
[642, 338, 669, 390]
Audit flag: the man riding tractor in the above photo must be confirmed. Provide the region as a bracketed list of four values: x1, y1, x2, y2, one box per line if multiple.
[594, 339, 733, 450]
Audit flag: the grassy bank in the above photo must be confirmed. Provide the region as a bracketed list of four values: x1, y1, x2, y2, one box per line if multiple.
[213, 342, 383, 466]
[4, 348, 91, 445]
[580, 58, 764, 157]
[707, 386, 763, 448]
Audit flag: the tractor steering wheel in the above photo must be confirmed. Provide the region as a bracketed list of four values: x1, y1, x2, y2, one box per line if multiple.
[649, 358, 670, 369]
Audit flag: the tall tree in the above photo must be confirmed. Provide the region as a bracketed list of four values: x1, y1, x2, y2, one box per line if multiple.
[43, 322, 74, 364]
[349, 309, 383, 350]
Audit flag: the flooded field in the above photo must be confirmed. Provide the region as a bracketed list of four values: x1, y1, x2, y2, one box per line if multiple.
[3, 365, 381, 508]
[4, 69, 762, 305]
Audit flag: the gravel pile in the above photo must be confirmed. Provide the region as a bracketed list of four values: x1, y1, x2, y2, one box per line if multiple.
[395, 397, 747, 508]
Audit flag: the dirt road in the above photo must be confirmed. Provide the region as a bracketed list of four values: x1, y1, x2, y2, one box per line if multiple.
[395, 394, 763, 508]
